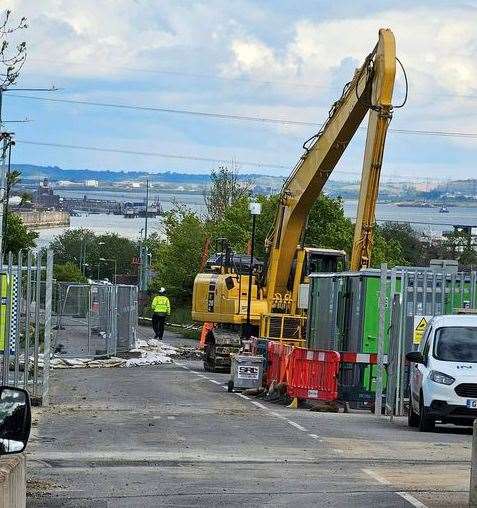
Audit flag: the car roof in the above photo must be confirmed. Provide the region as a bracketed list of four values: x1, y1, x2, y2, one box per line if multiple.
[430, 314, 477, 327]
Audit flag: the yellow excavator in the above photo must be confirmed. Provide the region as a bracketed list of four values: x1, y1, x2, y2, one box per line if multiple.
[192, 29, 398, 370]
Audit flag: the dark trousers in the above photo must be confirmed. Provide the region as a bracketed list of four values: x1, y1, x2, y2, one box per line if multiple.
[152, 313, 166, 339]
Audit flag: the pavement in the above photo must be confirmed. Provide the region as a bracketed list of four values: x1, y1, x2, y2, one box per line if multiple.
[26, 330, 473, 507]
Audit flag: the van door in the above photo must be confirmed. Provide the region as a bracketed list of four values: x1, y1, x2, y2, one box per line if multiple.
[410, 325, 432, 411]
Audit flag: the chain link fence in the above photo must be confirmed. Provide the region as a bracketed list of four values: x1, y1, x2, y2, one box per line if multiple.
[54, 283, 138, 358]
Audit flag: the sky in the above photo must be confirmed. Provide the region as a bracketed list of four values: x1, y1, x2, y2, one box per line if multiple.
[3, 0, 477, 181]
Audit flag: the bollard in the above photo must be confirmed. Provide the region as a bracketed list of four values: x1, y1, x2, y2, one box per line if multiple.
[470, 419, 477, 507]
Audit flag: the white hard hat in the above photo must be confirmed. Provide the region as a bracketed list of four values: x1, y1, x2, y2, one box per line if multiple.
[159, 287, 166, 293]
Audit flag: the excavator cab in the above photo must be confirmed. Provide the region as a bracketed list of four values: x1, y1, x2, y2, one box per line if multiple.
[303, 248, 347, 279]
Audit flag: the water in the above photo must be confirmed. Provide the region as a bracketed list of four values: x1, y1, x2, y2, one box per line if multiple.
[35, 191, 477, 248]
[55, 188, 205, 209]
[36, 190, 206, 248]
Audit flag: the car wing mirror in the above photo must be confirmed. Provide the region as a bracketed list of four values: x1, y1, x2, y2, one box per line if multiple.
[406, 351, 424, 364]
[0, 386, 31, 455]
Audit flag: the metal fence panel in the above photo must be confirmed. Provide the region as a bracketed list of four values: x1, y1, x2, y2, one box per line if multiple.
[0, 249, 54, 406]
[382, 267, 477, 416]
[54, 283, 138, 358]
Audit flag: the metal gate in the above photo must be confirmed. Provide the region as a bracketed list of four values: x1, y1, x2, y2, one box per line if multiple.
[376, 266, 477, 416]
[55, 283, 138, 358]
[0, 249, 54, 406]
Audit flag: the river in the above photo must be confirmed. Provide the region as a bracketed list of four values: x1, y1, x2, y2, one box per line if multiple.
[35, 190, 477, 248]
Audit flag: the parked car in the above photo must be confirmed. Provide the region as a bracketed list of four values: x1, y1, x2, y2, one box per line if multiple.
[407, 314, 477, 432]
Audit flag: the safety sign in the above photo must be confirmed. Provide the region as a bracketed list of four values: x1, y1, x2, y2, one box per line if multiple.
[237, 365, 259, 380]
[413, 315, 432, 344]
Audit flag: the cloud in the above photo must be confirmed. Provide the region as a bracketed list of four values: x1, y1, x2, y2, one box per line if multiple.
[225, 6, 477, 100]
[4, 1, 477, 179]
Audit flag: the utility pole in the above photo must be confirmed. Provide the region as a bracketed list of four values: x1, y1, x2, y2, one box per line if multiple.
[245, 202, 261, 338]
[0, 133, 9, 254]
[144, 179, 149, 242]
[139, 180, 150, 291]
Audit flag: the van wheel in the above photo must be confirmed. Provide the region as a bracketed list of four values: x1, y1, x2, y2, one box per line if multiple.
[408, 402, 419, 428]
[419, 397, 435, 432]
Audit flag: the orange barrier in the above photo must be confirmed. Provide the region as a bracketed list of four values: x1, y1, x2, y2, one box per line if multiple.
[286, 348, 340, 401]
[266, 342, 293, 385]
[199, 322, 214, 349]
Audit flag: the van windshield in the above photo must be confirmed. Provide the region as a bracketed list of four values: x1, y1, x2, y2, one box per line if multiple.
[434, 327, 477, 362]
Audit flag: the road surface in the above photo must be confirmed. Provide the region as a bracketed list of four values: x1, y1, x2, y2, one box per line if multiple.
[27, 331, 472, 507]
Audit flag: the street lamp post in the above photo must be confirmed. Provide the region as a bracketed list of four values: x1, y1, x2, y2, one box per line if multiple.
[99, 257, 117, 284]
[245, 202, 261, 339]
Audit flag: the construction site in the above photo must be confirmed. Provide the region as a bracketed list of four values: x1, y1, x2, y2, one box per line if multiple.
[0, 4, 477, 508]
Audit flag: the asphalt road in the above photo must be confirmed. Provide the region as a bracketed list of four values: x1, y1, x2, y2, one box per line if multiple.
[27, 330, 473, 507]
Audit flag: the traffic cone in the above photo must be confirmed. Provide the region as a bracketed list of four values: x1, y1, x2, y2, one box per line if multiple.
[287, 397, 298, 409]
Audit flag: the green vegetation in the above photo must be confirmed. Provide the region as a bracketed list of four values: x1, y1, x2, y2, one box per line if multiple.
[4, 213, 38, 254]
[53, 262, 87, 283]
[149, 166, 477, 322]
[49, 229, 138, 281]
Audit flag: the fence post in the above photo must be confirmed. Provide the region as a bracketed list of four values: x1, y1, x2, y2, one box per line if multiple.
[32, 253, 42, 398]
[13, 250, 22, 387]
[375, 263, 387, 417]
[42, 250, 53, 406]
[2, 252, 13, 385]
[471, 419, 477, 507]
[23, 251, 32, 391]
[111, 286, 118, 355]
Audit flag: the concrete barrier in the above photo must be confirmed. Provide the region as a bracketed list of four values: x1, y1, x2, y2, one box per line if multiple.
[0, 453, 26, 508]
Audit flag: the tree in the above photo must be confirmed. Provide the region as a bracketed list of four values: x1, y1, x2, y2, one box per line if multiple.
[459, 247, 477, 269]
[95, 233, 138, 280]
[378, 222, 425, 266]
[3, 213, 37, 254]
[53, 262, 87, 283]
[0, 10, 27, 90]
[19, 191, 32, 206]
[306, 195, 354, 253]
[151, 208, 207, 302]
[5, 169, 21, 198]
[49, 229, 138, 280]
[49, 229, 95, 267]
[204, 164, 251, 222]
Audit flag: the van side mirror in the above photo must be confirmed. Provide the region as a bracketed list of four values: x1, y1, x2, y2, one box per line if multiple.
[0, 386, 31, 455]
[406, 351, 424, 364]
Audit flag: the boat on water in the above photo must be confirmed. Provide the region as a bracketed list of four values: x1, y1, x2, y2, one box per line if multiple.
[439, 205, 449, 213]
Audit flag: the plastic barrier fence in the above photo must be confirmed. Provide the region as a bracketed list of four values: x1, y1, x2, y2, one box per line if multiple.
[266, 342, 293, 385]
[338, 352, 388, 406]
[287, 348, 340, 401]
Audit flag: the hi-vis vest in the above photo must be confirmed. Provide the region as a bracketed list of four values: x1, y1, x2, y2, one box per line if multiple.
[151, 295, 170, 315]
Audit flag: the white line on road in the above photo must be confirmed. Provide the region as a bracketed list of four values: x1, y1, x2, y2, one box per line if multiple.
[363, 469, 391, 485]
[250, 401, 267, 410]
[396, 492, 429, 508]
[167, 416, 176, 420]
[286, 420, 307, 432]
[182, 365, 324, 443]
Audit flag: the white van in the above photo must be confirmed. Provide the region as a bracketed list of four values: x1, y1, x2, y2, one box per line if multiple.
[406, 314, 477, 432]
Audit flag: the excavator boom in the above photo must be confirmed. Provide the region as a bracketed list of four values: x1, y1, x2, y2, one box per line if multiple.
[192, 29, 399, 370]
[265, 29, 396, 302]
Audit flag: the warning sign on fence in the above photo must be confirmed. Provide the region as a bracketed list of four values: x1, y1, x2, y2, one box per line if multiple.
[413, 315, 432, 344]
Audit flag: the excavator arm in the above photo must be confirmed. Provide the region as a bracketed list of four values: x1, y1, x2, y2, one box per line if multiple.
[265, 28, 396, 304]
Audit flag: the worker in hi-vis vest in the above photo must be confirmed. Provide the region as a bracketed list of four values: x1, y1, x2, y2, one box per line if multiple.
[151, 287, 170, 340]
